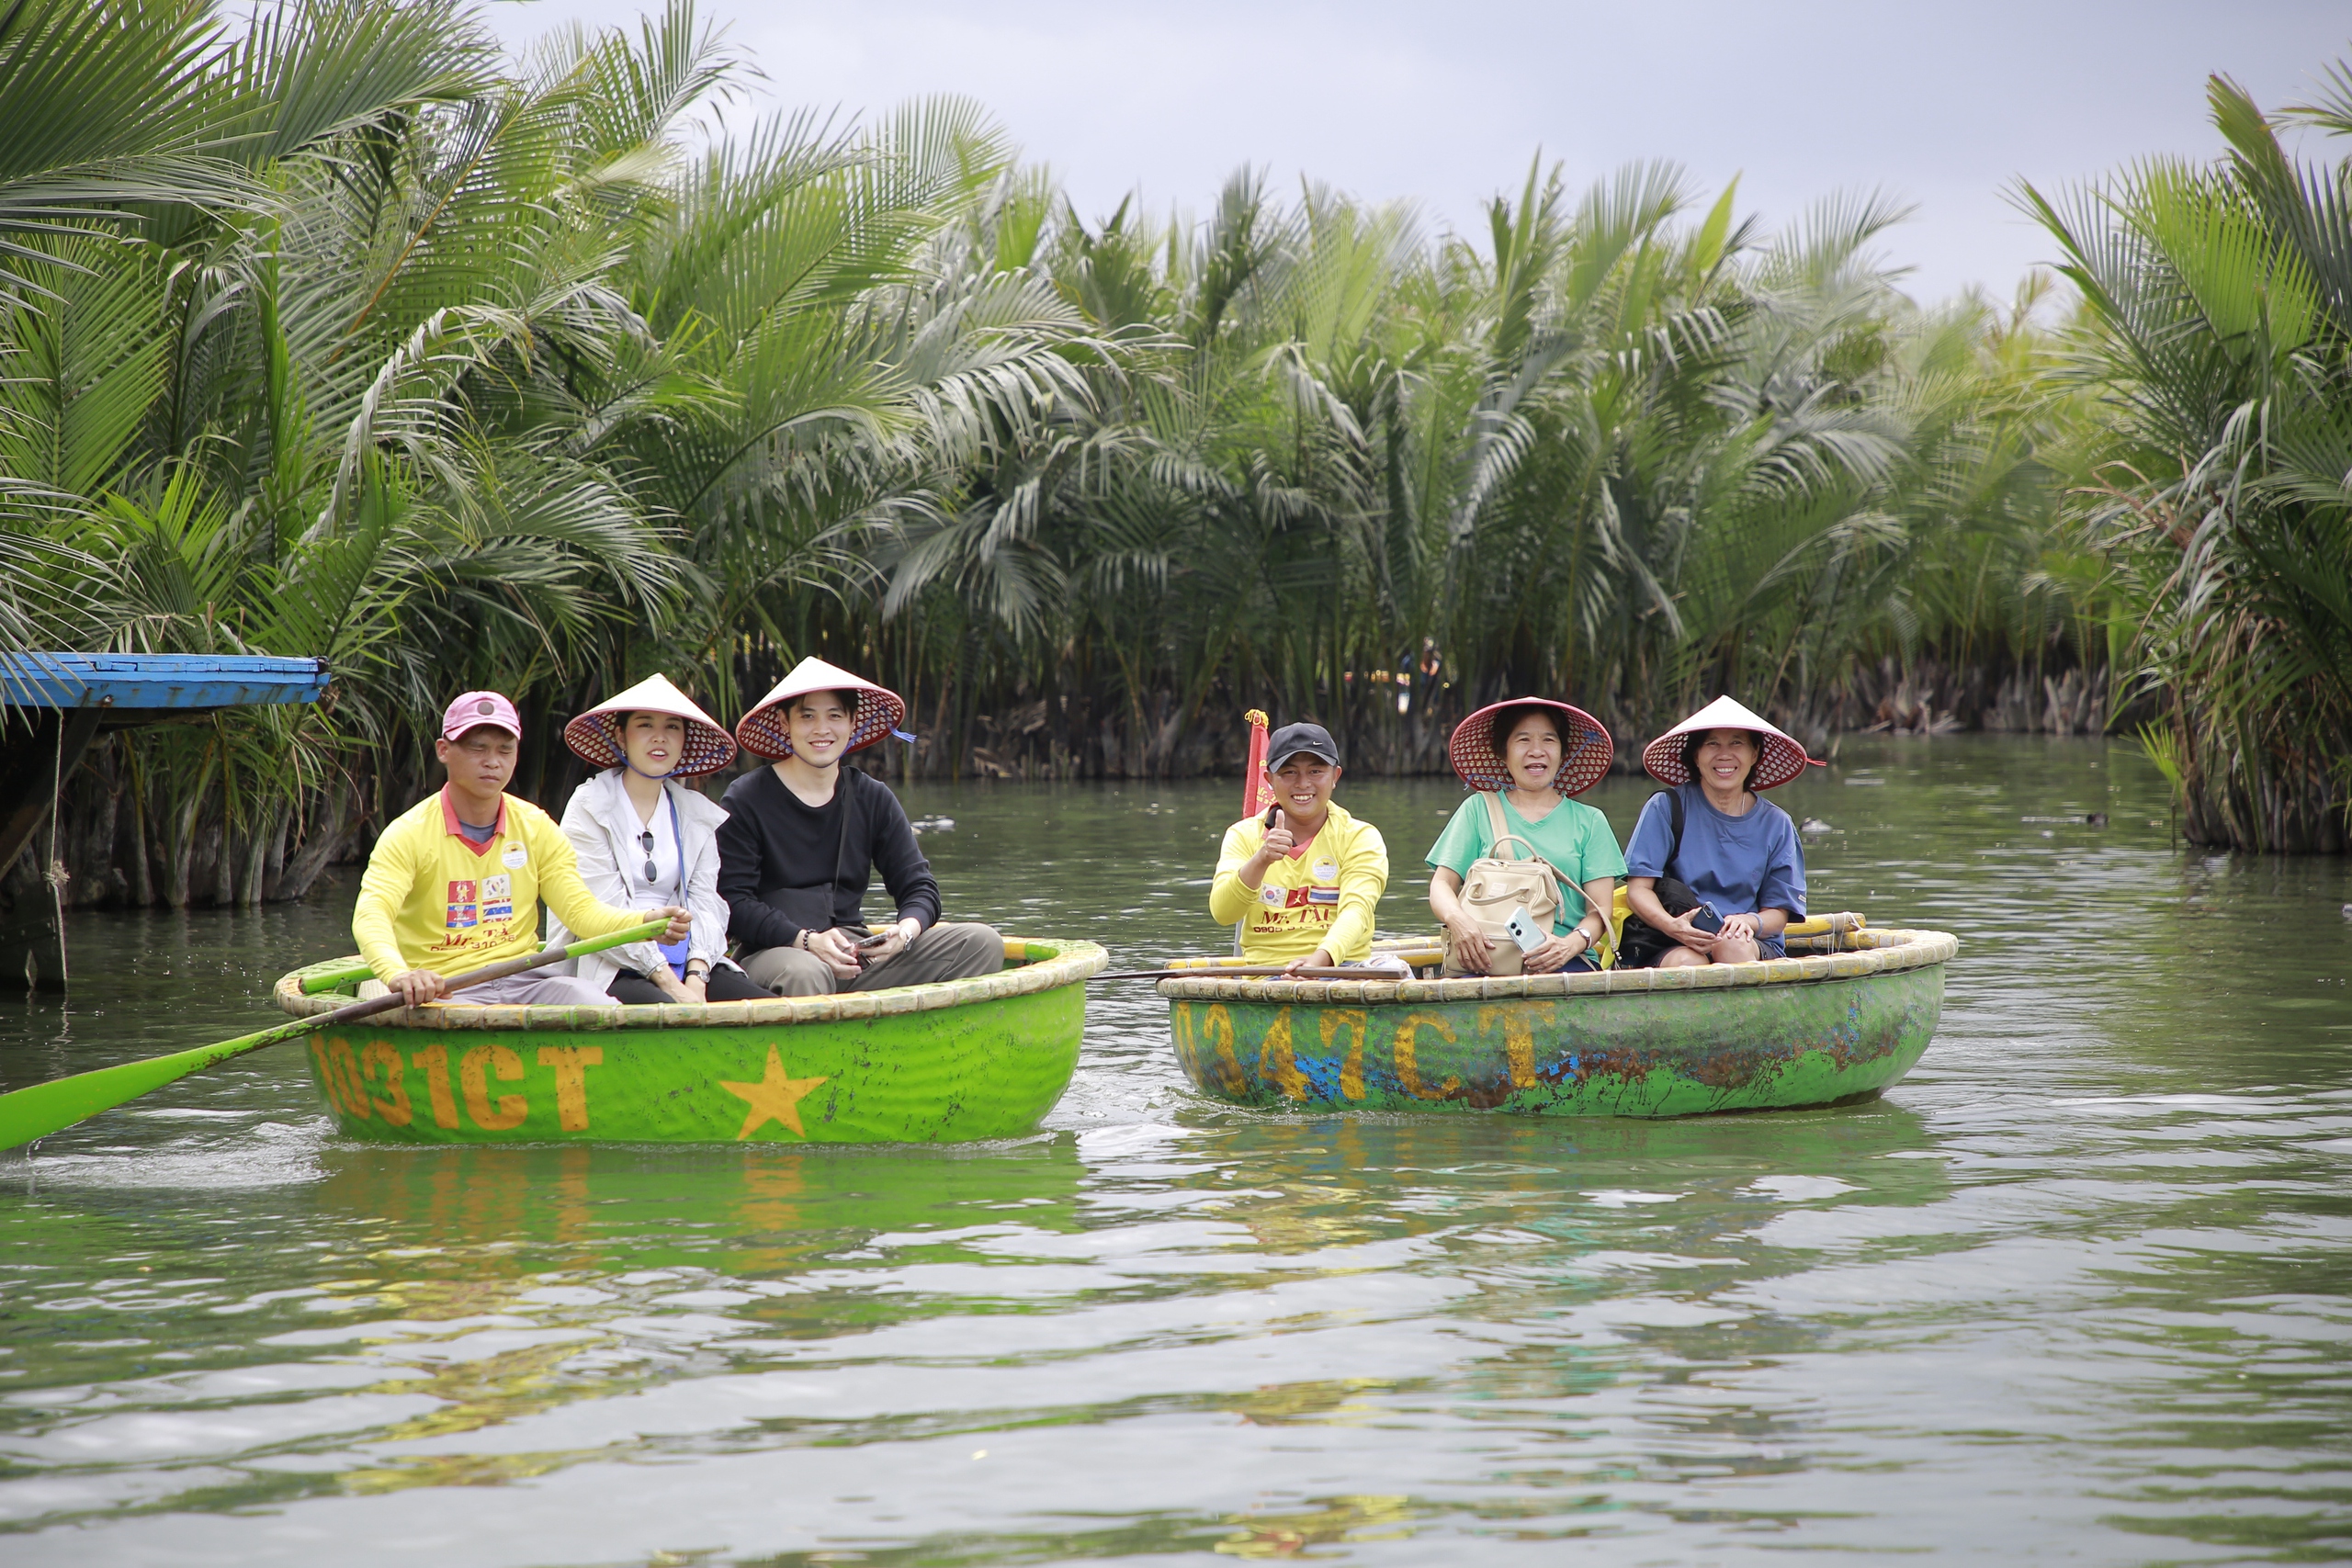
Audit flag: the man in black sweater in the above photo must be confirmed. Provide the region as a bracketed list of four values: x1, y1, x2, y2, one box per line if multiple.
[718, 659, 1001, 996]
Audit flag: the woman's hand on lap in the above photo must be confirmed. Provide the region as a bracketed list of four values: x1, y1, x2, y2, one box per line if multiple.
[1446, 917, 1493, 974]
[1718, 912, 1760, 945]
[1523, 933, 1581, 974]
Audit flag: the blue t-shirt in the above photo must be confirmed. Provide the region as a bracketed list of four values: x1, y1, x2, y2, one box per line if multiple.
[1622, 784, 1806, 956]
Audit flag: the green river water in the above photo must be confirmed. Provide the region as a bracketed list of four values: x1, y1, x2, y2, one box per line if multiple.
[1, 736, 2347, 1565]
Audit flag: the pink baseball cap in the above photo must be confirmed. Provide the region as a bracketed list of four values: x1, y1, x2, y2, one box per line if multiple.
[442, 691, 523, 740]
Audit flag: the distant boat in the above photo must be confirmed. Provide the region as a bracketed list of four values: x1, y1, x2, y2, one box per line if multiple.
[1157, 920, 1953, 1118]
[273, 937, 1102, 1144]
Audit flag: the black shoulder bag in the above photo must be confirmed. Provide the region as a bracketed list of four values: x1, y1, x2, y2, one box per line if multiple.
[1614, 789, 1710, 970]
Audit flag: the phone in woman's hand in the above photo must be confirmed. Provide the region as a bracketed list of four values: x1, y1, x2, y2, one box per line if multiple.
[1689, 903, 1724, 934]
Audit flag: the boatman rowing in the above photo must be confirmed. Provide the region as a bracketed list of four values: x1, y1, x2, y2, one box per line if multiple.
[1208, 721, 1404, 975]
[353, 691, 691, 1008]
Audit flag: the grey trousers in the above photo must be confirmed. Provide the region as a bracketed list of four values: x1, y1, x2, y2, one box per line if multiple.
[741, 922, 1004, 997]
[444, 971, 614, 1007]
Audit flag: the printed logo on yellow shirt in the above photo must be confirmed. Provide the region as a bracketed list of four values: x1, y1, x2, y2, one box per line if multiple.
[481, 873, 514, 923]
[502, 841, 527, 869]
[1313, 859, 1338, 881]
[446, 879, 478, 929]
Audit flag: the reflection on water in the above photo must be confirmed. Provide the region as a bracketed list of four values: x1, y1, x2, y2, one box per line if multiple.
[0, 737, 2346, 1564]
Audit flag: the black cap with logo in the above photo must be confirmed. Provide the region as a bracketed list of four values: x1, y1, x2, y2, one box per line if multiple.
[1264, 721, 1340, 770]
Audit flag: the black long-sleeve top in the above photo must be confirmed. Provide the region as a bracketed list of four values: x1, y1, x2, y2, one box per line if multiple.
[716, 764, 942, 953]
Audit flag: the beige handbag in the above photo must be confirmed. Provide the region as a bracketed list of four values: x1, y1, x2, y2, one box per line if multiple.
[1442, 794, 1574, 976]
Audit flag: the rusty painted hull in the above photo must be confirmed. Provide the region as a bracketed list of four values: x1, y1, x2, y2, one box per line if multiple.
[1169, 959, 1944, 1117]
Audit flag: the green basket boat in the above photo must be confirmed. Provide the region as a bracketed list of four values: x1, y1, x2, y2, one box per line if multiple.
[272, 937, 1105, 1145]
[1160, 925, 1956, 1118]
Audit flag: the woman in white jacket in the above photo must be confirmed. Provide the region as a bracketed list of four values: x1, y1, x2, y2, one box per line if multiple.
[549, 674, 765, 1003]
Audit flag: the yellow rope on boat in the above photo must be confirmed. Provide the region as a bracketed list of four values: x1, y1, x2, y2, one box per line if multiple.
[274, 938, 1107, 1032]
[1157, 927, 1954, 1006]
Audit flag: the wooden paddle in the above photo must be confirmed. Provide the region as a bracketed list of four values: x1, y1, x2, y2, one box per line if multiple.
[0, 919, 670, 1152]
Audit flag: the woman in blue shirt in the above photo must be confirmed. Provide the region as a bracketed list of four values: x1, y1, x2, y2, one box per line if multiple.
[1622, 696, 1818, 967]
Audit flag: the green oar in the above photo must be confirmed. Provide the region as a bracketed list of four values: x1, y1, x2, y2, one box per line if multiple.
[0, 919, 669, 1151]
[299, 959, 377, 995]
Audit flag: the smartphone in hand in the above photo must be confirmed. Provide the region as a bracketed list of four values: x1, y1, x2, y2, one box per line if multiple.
[854, 931, 893, 952]
[1688, 903, 1724, 934]
[1504, 906, 1548, 953]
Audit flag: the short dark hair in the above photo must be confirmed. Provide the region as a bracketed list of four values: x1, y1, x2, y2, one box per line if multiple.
[1680, 728, 1760, 791]
[1489, 703, 1563, 761]
[790, 688, 860, 716]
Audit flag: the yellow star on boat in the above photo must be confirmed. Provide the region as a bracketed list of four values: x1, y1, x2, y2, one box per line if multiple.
[719, 1045, 827, 1140]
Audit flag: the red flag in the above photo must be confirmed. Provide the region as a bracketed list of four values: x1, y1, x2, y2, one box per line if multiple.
[1242, 709, 1271, 818]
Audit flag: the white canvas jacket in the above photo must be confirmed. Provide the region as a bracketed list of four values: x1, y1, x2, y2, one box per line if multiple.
[547, 768, 740, 993]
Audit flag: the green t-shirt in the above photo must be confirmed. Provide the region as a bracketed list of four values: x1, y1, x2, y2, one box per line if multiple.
[1425, 792, 1628, 935]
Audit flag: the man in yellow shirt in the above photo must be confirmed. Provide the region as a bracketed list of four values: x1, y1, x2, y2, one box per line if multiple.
[1209, 722, 1401, 974]
[355, 691, 689, 1007]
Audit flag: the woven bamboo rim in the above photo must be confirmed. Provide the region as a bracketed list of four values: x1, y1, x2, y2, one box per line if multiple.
[1156, 927, 1957, 1005]
[272, 938, 1106, 1032]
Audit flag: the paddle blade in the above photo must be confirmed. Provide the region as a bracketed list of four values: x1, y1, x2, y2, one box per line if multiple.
[0, 1022, 296, 1151]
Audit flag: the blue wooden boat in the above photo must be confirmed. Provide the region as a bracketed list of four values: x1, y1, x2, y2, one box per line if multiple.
[1, 654, 332, 990]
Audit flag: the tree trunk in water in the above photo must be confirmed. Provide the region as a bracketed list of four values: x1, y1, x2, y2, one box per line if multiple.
[241, 825, 268, 908]
[129, 777, 153, 908]
[165, 807, 195, 909]
[275, 778, 351, 901]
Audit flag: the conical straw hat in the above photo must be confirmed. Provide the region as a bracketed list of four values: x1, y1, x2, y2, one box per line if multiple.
[1447, 697, 1614, 796]
[1640, 695, 1820, 792]
[563, 673, 738, 777]
[733, 656, 908, 761]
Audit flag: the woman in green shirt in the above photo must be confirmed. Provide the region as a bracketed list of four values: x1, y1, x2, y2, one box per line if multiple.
[1427, 697, 1624, 975]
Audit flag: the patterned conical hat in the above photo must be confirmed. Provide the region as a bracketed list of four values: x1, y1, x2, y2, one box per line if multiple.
[1640, 695, 1820, 792]
[734, 657, 907, 761]
[563, 673, 737, 777]
[1448, 697, 1614, 796]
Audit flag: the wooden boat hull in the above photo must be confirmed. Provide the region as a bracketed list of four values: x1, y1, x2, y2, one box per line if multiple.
[1166, 929, 1953, 1118]
[274, 939, 1103, 1145]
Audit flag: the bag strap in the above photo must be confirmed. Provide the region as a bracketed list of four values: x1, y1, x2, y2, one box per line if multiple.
[1481, 792, 1514, 856]
[664, 786, 687, 905]
[831, 768, 856, 923]
[1474, 793, 1578, 901]
[1649, 788, 1686, 879]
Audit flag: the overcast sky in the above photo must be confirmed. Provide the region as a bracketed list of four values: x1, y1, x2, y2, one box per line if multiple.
[484, 0, 2347, 305]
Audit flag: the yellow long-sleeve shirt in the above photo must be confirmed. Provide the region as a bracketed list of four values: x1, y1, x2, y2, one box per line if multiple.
[1209, 802, 1387, 963]
[353, 787, 646, 983]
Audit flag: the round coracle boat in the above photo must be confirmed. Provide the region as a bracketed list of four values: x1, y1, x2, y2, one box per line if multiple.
[273, 937, 1104, 1145]
[1159, 919, 1955, 1117]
